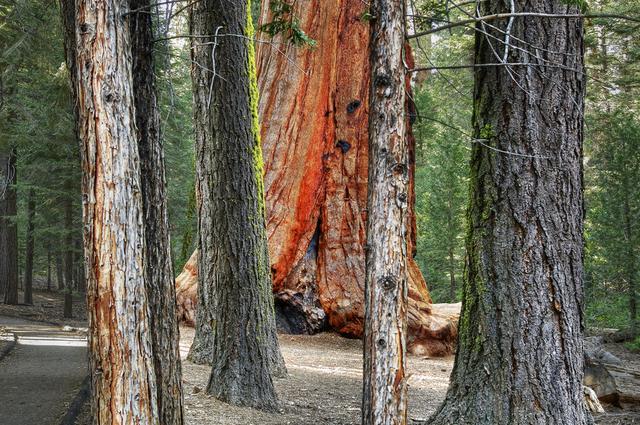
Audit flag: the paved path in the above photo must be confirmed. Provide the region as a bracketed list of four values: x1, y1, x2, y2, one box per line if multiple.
[0, 316, 87, 425]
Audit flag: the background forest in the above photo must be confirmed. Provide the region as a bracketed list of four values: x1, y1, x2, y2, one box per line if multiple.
[0, 0, 638, 337]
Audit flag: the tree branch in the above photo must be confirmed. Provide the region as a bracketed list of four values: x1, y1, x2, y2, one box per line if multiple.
[407, 13, 640, 39]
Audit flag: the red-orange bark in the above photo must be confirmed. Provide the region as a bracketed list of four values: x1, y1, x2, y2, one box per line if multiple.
[176, 0, 458, 356]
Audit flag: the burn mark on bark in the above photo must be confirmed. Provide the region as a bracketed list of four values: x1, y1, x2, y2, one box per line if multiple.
[346, 99, 361, 113]
[336, 140, 351, 153]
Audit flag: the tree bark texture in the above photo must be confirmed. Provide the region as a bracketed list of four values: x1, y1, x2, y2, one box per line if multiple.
[362, 0, 408, 423]
[23, 188, 35, 305]
[129, 1, 185, 422]
[1, 149, 18, 305]
[74, 0, 159, 422]
[188, 0, 284, 410]
[429, 1, 591, 424]
[176, 0, 458, 357]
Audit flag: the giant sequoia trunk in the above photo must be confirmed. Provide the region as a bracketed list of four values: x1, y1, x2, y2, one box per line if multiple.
[74, 0, 159, 422]
[362, 0, 408, 423]
[176, 0, 458, 357]
[429, 1, 590, 424]
[1, 149, 18, 305]
[129, 2, 184, 422]
[188, 0, 284, 410]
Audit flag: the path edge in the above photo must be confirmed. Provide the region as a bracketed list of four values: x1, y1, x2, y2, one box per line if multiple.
[59, 375, 90, 425]
[0, 331, 17, 362]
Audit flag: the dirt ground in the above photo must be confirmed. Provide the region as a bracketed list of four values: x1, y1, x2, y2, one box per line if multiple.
[179, 327, 450, 425]
[3, 290, 640, 424]
[178, 327, 640, 425]
[0, 288, 87, 330]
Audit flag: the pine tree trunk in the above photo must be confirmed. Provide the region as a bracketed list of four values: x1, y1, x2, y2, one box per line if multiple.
[130, 1, 185, 422]
[63, 197, 74, 318]
[429, 2, 590, 424]
[188, 0, 284, 410]
[1, 148, 18, 305]
[74, 0, 159, 422]
[362, 0, 408, 423]
[56, 253, 65, 291]
[23, 188, 35, 305]
[47, 248, 52, 291]
[448, 247, 456, 303]
[623, 192, 637, 334]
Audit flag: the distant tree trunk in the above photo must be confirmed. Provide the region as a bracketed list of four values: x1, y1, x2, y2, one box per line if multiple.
[74, 238, 84, 293]
[130, 0, 185, 422]
[63, 197, 74, 318]
[55, 253, 64, 291]
[429, 2, 590, 424]
[189, 0, 284, 410]
[74, 0, 159, 422]
[46, 247, 52, 291]
[59, 0, 79, 318]
[448, 247, 456, 303]
[623, 190, 637, 335]
[362, 0, 408, 423]
[23, 188, 36, 305]
[1, 149, 18, 305]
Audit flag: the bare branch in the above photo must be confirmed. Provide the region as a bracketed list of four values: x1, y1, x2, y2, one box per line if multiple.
[407, 13, 640, 39]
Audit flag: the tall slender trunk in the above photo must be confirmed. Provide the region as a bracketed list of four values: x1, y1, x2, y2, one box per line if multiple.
[47, 247, 52, 291]
[429, 1, 590, 424]
[73, 0, 159, 422]
[623, 190, 637, 335]
[189, 0, 284, 410]
[56, 253, 65, 291]
[1, 148, 18, 305]
[448, 247, 456, 303]
[362, 0, 408, 423]
[63, 196, 74, 318]
[130, 1, 184, 422]
[23, 188, 36, 305]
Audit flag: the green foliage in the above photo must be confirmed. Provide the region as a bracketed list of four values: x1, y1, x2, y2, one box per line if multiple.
[626, 336, 640, 352]
[561, 0, 589, 12]
[259, 0, 316, 47]
[411, 23, 473, 303]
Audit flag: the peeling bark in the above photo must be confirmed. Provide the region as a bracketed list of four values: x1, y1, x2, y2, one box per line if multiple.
[74, 0, 159, 422]
[362, 0, 408, 422]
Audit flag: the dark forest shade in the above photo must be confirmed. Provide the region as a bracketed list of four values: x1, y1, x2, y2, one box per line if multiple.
[429, 0, 591, 424]
[0, 149, 18, 305]
[130, 0, 185, 422]
[23, 188, 35, 305]
[188, 0, 285, 411]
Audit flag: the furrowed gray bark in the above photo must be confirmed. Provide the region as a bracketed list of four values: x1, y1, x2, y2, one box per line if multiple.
[362, 0, 409, 423]
[130, 1, 185, 422]
[189, 0, 284, 410]
[1, 148, 18, 305]
[74, 0, 159, 422]
[429, 1, 591, 424]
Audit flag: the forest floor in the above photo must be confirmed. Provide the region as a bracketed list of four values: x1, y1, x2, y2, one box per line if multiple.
[1, 290, 639, 425]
